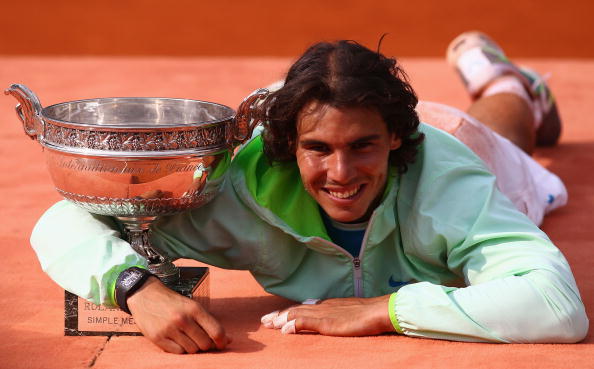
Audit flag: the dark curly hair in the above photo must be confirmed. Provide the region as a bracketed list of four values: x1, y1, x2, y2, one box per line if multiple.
[259, 40, 424, 174]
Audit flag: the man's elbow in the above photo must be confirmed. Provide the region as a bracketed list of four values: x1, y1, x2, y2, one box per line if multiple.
[525, 303, 589, 343]
[554, 305, 589, 343]
[521, 270, 589, 343]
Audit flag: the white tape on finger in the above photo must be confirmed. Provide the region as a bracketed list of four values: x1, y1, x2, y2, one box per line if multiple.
[261, 310, 279, 328]
[281, 319, 296, 334]
[273, 310, 289, 329]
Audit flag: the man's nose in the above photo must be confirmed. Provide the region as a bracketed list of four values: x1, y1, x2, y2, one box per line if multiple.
[326, 151, 354, 184]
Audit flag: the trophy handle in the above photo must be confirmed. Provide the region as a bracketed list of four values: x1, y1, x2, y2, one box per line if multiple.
[233, 88, 269, 144]
[4, 84, 45, 140]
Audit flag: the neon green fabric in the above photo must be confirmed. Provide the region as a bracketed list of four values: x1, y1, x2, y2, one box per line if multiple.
[30, 124, 588, 342]
[110, 264, 148, 308]
[233, 136, 329, 241]
[388, 293, 402, 333]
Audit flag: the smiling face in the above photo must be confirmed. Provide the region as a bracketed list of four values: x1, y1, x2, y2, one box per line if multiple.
[295, 101, 401, 223]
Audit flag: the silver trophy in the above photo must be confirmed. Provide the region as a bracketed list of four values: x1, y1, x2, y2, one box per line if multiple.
[6, 84, 268, 285]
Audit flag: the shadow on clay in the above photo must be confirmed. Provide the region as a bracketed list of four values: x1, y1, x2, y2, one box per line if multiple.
[209, 294, 296, 353]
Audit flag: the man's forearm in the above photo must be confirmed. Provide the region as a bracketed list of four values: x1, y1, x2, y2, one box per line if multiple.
[395, 270, 588, 343]
[30, 200, 146, 306]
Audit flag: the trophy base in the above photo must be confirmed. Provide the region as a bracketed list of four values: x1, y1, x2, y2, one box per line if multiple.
[64, 266, 209, 336]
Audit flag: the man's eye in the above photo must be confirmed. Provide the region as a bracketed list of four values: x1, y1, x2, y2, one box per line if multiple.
[307, 145, 328, 153]
[352, 142, 372, 150]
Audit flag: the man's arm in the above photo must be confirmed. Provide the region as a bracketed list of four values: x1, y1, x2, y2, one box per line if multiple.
[263, 264, 587, 343]
[394, 269, 587, 343]
[261, 239, 587, 342]
[30, 200, 145, 306]
[261, 164, 588, 342]
[393, 160, 588, 343]
[30, 200, 233, 353]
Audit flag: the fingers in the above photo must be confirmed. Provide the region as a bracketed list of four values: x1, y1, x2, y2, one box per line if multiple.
[146, 314, 213, 354]
[168, 329, 203, 353]
[281, 319, 297, 334]
[260, 310, 279, 328]
[260, 299, 323, 329]
[158, 337, 186, 354]
[260, 310, 298, 334]
[273, 311, 289, 328]
[181, 323, 215, 352]
[260, 302, 346, 335]
[131, 284, 230, 354]
[261, 310, 292, 329]
[284, 311, 327, 335]
[275, 316, 320, 335]
[152, 312, 229, 354]
[260, 297, 392, 337]
[176, 301, 230, 351]
[191, 306, 230, 350]
[261, 307, 318, 334]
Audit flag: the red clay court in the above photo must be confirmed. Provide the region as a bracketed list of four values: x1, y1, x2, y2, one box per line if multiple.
[1, 1, 594, 368]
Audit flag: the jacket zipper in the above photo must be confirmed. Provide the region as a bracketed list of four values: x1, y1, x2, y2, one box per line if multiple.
[353, 210, 378, 297]
[314, 209, 379, 298]
[270, 205, 380, 298]
[313, 237, 365, 297]
[353, 257, 363, 297]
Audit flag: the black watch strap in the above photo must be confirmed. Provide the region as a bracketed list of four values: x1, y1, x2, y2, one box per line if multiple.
[115, 267, 153, 314]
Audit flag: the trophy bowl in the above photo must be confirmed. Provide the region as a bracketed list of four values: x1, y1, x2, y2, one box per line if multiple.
[6, 84, 268, 284]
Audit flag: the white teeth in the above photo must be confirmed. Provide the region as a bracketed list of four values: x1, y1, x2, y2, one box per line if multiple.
[328, 187, 359, 199]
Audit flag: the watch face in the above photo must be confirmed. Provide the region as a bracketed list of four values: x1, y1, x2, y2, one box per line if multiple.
[121, 270, 142, 289]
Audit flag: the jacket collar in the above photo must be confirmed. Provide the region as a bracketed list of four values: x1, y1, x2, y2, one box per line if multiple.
[230, 135, 399, 246]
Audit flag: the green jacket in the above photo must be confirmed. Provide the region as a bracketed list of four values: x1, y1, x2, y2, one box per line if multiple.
[31, 124, 588, 343]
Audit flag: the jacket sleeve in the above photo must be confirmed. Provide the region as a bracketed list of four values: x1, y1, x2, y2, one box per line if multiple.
[30, 200, 147, 307]
[394, 163, 588, 343]
[30, 178, 259, 307]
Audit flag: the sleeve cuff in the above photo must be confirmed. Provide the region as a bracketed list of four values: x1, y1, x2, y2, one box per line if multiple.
[388, 292, 403, 333]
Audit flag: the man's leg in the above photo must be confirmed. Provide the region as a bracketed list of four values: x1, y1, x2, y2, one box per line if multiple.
[466, 92, 535, 154]
[417, 97, 567, 226]
[416, 31, 568, 225]
[446, 31, 562, 152]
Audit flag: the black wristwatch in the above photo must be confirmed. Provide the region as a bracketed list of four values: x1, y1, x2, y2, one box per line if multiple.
[115, 267, 153, 314]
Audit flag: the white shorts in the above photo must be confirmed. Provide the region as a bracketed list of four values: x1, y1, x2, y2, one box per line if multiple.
[416, 101, 567, 226]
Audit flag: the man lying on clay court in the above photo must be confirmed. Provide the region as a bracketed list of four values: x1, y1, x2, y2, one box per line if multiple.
[31, 31, 588, 353]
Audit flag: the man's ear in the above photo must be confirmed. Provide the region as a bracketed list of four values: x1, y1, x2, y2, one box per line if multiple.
[390, 135, 402, 150]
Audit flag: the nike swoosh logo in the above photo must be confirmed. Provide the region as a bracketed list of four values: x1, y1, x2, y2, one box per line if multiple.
[389, 276, 410, 288]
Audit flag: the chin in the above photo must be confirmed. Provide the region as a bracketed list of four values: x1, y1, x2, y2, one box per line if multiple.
[325, 209, 366, 223]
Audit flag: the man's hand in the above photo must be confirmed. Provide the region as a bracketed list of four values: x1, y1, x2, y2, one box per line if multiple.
[127, 276, 231, 354]
[260, 295, 394, 336]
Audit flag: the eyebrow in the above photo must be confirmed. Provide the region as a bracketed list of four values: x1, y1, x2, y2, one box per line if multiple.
[350, 135, 382, 144]
[299, 135, 382, 146]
